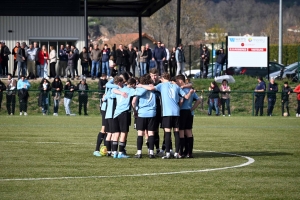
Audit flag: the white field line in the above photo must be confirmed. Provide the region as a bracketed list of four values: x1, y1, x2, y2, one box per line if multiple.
[0, 141, 255, 182]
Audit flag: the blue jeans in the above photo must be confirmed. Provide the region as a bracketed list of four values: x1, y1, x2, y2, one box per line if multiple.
[17, 61, 26, 79]
[42, 95, 49, 114]
[267, 98, 276, 116]
[43, 61, 48, 78]
[64, 98, 71, 115]
[156, 60, 165, 76]
[214, 62, 223, 77]
[208, 98, 219, 115]
[140, 62, 147, 76]
[91, 60, 99, 77]
[102, 61, 110, 76]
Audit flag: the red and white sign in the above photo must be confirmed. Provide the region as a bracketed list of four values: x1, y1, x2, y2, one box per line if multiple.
[227, 36, 268, 67]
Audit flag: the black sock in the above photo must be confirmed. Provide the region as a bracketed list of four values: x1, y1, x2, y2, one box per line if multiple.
[188, 137, 194, 155]
[170, 141, 173, 151]
[148, 135, 155, 151]
[174, 131, 180, 153]
[95, 132, 104, 151]
[137, 136, 143, 151]
[112, 141, 118, 152]
[165, 132, 171, 153]
[103, 133, 107, 146]
[162, 139, 166, 151]
[106, 140, 111, 151]
[154, 131, 160, 149]
[119, 142, 125, 153]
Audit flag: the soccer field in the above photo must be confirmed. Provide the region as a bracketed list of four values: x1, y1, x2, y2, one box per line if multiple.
[0, 116, 299, 200]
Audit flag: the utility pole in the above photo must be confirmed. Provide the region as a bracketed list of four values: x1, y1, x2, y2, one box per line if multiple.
[278, 0, 282, 64]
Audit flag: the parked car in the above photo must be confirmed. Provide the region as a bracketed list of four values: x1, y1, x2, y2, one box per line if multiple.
[235, 62, 285, 77]
[186, 63, 234, 79]
[207, 65, 236, 78]
[267, 62, 300, 80]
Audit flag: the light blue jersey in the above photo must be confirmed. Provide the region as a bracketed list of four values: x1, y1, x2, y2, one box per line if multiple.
[135, 87, 156, 117]
[181, 88, 199, 115]
[104, 89, 116, 119]
[112, 86, 135, 118]
[155, 82, 186, 116]
[101, 87, 109, 111]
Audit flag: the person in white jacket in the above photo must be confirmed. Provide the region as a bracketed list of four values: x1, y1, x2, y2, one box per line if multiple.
[49, 46, 57, 78]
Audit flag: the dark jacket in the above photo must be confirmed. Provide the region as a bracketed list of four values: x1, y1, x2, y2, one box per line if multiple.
[209, 86, 220, 99]
[281, 86, 293, 101]
[176, 48, 185, 63]
[79, 52, 88, 64]
[101, 48, 111, 62]
[216, 52, 226, 65]
[51, 78, 63, 97]
[68, 53, 75, 67]
[0, 45, 11, 62]
[127, 48, 136, 64]
[64, 82, 76, 99]
[116, 49, 128, 66]
[58, 49, 68, 61]
[201, 49, 210, 65]
[98, 79, 108, 94]
[16, 47, 26, 62]
[146, 48, 152, 62]
[152, 46, 166, 61]
[267, 82, 278, 98]
[38, 79, 51, 107]
[77, 82, 89, 96]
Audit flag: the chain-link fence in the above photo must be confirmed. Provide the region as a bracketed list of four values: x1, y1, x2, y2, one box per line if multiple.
[0, 90, 299, 117]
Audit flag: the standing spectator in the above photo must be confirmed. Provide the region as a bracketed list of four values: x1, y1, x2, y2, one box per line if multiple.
[17, 75, 30, 116]
[90, 44, 101, 80]
[65, 50, 75, 80]
[71, 45, 79, 78]
[88, 46, 93, 76]
[208, 81, 220, 116]
[127, 44, 136, 76]
[38, 78, 51, 115]
[169, 47, 177, 77]
[26, 43, 37, 79]
[101, 44, 111, 78]
[34, 42, 41, 78]
[175, 44, 186, 76]
[116, 44, 128, 75]
[0, 41, 11, 77]
[214, 48, 226, 77]
[267, 77, 278, 116]
[58, 45, 68, 77]
[38, 45, 49, 78]
[138, 45, 148, 76]
[98, 73, 108, 112]
[51, 76, 63, 116]
[49, 46, 57, 79]
[201, 45, 210, 78]
[161, 43, 169, 73]
[77, 78, 89, 115]
[64, 80, 76, 116]
[12, 42, 20, 78]
[134, 46, 139, 76]
[0, 79, 6, 110]
[79, 47, 89, 77]
[17, 42, 27, 79]
[6, 74, 16, 115]
[109, 56, 117, 77]
[152, 41, 167, 76]
[281, 81, 293, 116]
[145, 43, 152, 74]
[220, 79, 231, 116]
[254, 76, 266, 116]
[293, 83, 300, 117]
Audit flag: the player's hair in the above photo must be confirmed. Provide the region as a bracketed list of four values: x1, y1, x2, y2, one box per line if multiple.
[176, 74, 185, 82]
[113, 76, 124, 84]
[101, 73, 107, 77]
[161, 72, 170, 80]
[127, 78, 136, 86]
[149, 68, 158, 75]
[140, 74, 152, 85]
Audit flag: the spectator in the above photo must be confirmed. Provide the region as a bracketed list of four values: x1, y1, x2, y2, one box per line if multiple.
[51, 76, 63, 116]
[208, 81, 220, 116]
[0, 79, 6, 110]
[115, 44, 128, 75]
[254, 76, 266, 116]
[64, 80, 76, 116]
[267, 77, 278, 116]
[214, 48, 226, 77]
[38, 45, 49, 79]
[152, 41, 167, 76]
[127, 44, 136, 76]
[6, 74, 16, 115]
[109, 56, 117, 77]
[71, 45, 79, 78]
[90, 44, 101, 80]
[38, 78, 51, 115]
[79, 47, 89, 77]
[98, 73, 108, 112]
[49, 46, 57, 79]
[65, 50, 75, 80]
[134, 46, 139, 76]
[169, 47, 177, 77]
[293, 83, 300, 117]
[17, 42, 27, 79]
[161, 43, 169, 73]
[101, 44, 111, 78]
[88, 46, 93, 76]
[58, 45, 68, 77]
[12, 42, 20, 78]
[175, 44, 185, 76]
[220, 79, 231, 116]
[26, 43, 37, 79]
[34, 42, 41, 78]
[77, 78, 89, 115]
[201, 45, 210, 78]
[0, 41, 11, 77]
[145, 43, 152, 74]
[281, 81, 293, 116]
[17, 75, 30, 116]
[138, 45, 148, 76]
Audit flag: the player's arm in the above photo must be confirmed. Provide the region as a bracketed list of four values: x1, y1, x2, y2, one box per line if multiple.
[181, 83, 193, 89]
[131, 96, 138, 117]
[112, 88, 128, 98]
[179, 97, 184, 107]
[191, 98, 201, 112]
[136, 84, 155, 91]
[182, 88, 194, 100]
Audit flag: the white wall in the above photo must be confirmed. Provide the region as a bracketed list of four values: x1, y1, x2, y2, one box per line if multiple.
[0, 16, 85, 75]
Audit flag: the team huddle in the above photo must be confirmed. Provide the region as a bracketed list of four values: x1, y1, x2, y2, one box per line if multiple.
[93, 68, 201, 159]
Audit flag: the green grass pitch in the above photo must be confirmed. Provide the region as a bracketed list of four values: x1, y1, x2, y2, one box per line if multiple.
[0, 116, 299, 199]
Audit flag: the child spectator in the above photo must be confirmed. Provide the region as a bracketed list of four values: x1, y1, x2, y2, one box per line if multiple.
[281, 81, 293, 116]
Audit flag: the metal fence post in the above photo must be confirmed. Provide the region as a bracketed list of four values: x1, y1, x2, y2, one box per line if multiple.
[211, 43, 214, 76]
[252, 92, 255, 116]
[189, 45, 191, 76]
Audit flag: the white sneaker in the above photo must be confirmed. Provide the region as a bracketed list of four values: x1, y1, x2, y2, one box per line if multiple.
[223, 115, 225, 117]
[10, 113, 13, 115]
[53, 113, 58, 116]
[296, 113, 299, 117]
[24, 112, 28, 116]
[228, 114, 231, 117]
[20, 112, 22, 116]
[43, 113, 46, 116]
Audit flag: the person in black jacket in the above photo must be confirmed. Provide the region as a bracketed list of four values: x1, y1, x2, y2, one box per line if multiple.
[267, 77, 278, 116]
[208, 81, 220, 116]
[0, 41, 11, 77]
[127, 44, 137, 77]
[38, 78, 51, 115]
[281, 81, 293, 116]
[0, 79, 6, 110]
[64, 80, 76, 116]
[201, 45, 210, 78]
[214, 48, 226, 77]
[51, 76, 63, 116]
[77, 78, 89, 115]
[254, 76, 266, 116]
[169, 47, 177, 78]
[6, 74, 16, 115]
[116, 44, 128, 75]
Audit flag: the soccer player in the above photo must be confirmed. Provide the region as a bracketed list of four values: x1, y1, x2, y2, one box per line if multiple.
[137, 73, 194, 159]
[176, 75, 200, 158]
[132, 74, 157, 158]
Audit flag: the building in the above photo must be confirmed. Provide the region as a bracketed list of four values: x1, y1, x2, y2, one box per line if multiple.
[107, 33, 157, 49]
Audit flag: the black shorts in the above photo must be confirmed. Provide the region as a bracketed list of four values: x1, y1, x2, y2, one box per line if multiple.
[136, 117, 157, 131]
[112, 111, 130, 133]
[179, 110, 193, 130]
[161, 116, 179, 129]
[101, 110, 107, 127]
[107, 118, 117, 133]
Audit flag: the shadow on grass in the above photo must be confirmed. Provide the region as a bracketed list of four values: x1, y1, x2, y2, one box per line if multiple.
[193, 151, 293, 158]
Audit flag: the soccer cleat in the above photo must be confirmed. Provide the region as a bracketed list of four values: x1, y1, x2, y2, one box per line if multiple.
[296, 113, 299, 117]
[20, 112, 22, 116]
[228, 114, 231, 117]
[162, 155, 170, 159]
[134, 154, 142, 159]
[156, 151, 164, 157]
[113, 153, 118, 158]
[93, 151, 101, 157]
[24, 112, 28, 116]
[118, 153, 130, 159]
[149, 155, 155, 159]
[186, 154, 194, 158]
[106, 153, 112, 157]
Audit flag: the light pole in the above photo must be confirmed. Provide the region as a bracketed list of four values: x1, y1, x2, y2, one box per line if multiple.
[278, 0, 282, 64]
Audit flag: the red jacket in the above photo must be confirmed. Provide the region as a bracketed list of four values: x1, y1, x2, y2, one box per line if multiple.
[38, 51, 49, 64]
[294, 85, 300, 100]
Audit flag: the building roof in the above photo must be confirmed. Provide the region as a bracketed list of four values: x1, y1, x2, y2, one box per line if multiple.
[0, 0, 171, 17]
[106, 33, 157, 47]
